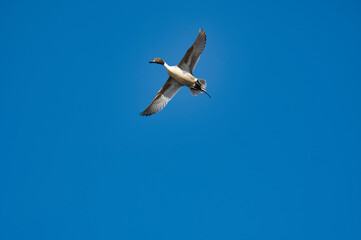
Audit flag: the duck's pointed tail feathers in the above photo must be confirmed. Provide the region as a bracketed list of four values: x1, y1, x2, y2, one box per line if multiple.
[190, 79, 211, 98]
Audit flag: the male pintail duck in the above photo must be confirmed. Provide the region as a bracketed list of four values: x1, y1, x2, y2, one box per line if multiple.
[140, 29, 210, 116]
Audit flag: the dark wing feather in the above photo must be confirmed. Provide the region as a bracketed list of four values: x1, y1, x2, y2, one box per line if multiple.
[178, 29, 206, 74]
[140, 77, 182, 116]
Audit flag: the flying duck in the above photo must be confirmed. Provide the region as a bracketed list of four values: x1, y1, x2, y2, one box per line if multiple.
[140, 29, 210, 116]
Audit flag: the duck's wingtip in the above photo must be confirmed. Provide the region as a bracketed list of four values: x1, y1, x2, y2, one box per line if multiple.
[139, 111, 152, 117]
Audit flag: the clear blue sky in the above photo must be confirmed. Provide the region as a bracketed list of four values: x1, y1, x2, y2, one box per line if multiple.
[1, 0, 361, 239]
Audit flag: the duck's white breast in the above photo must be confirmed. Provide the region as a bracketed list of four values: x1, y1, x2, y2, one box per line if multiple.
[166, 66, 196, 87]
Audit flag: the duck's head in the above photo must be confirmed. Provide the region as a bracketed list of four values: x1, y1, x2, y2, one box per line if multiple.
[149, 58, 164, 65]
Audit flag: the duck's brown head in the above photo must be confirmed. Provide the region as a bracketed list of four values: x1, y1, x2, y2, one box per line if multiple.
[149, 58, 164, 65]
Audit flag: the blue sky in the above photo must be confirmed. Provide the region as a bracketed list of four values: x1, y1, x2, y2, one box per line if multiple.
[1, 0, 361, 239]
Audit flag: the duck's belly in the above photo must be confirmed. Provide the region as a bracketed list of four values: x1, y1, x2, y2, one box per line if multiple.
[167, 67, 196, 87]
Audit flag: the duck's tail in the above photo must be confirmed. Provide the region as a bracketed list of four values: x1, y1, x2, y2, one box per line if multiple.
[190, 79, 211, 98]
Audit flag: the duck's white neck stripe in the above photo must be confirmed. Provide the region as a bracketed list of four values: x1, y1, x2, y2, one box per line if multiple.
[163, 62, 170, 70]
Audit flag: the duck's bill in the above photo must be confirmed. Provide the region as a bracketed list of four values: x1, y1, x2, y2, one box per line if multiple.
[149, 61, 156, 63]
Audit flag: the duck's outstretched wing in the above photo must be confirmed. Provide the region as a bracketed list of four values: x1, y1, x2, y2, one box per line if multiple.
[178, 29, 206, 74]
[140, 77, 182, 116]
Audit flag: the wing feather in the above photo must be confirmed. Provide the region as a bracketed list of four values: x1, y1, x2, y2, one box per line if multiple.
[140, 77, 182, 116]
[178, 29, 206, 74]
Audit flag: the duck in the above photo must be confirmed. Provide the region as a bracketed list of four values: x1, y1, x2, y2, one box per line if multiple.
[140, 29, 210, 116]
